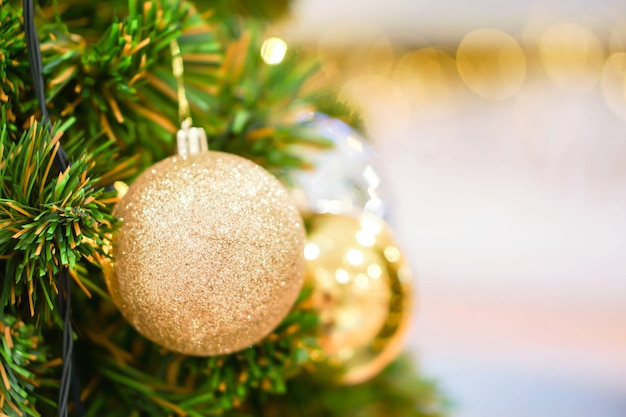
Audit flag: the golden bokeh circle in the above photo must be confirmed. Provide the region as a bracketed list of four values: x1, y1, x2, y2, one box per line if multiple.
[540, 22, 604, 91]
[394, 47, 460, 115]
[318, 22, 394, 78]
[456, 28, 527, 100]
[601, 52, 626, 120]
[261, 37, 288, 65]
[340, 75, 411, 140]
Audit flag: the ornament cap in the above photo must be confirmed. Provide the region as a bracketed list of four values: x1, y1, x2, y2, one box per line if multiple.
[177, 120, 209, 158]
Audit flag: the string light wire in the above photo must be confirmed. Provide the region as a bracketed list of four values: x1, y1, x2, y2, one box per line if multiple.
[22, 1, 82, 416]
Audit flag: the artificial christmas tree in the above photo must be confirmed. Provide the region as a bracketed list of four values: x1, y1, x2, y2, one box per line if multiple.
[0, 0, 446, 415]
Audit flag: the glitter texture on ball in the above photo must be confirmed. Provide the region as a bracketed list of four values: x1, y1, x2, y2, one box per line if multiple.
[104, 151, 306, 356]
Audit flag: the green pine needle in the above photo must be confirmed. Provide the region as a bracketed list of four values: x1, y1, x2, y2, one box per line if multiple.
[0, 315, 53, 417]
[0, 1, 33, 134]
[39, 0, 223, 165]
[0, 1, 448, 416]
[78, 287, 319, 416]
[0, 116, 118, 323]
[255, 355, 449, 417]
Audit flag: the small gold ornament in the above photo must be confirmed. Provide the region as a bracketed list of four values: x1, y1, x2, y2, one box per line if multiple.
[104, 129, 305, 356]
[305, 213, 412, 384]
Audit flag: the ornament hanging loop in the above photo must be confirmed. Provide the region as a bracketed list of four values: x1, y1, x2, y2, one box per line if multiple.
[170, 38, 208, 157]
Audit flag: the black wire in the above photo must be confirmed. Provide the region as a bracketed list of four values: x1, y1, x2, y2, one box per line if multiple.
[23, 0, 69, 171]
[22, 1, 81, 416]
[56, 268, 73, 417]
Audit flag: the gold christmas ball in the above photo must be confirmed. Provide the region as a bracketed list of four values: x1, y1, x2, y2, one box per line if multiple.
[104, 151, 306, 356]
[305, 213, 412, 384]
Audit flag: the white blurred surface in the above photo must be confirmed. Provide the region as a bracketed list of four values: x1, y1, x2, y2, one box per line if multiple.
[288, 0, 626, 43]
[374, 82, 626, 415]
[287, 3, 626, 416]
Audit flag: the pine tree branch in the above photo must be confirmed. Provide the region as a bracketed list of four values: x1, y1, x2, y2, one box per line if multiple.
[0, 1, 36, 134]
[1, 2, 446, 416]
[258, 355, 449, 417]
[0, 117, 120, 323]
[37, 0, 223, 165]
[0, 315, 55, 417]
[75, 288, 319, 416]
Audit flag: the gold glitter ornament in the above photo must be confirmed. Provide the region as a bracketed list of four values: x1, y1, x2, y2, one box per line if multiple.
[104, 148, 306, 356]
[305, 213, 412, 384]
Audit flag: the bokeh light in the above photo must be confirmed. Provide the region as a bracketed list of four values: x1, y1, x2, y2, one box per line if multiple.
[317, 21, 394, 78]
[261, 37, 288, 65]
[456, 29, 527, 100]
[284, 6, 626, 417]
[340, 75, 411, 140]
[393, 47, 459, 117]
[539, 22, 604, 91]
[608, 22, 626, 54]
[601, 52, 626, 120]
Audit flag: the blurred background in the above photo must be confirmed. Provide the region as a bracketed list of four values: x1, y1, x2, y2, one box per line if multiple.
[278, 1, 626, 416]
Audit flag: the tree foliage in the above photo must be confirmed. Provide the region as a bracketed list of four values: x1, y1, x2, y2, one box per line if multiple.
[0, 0, 446, 415]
